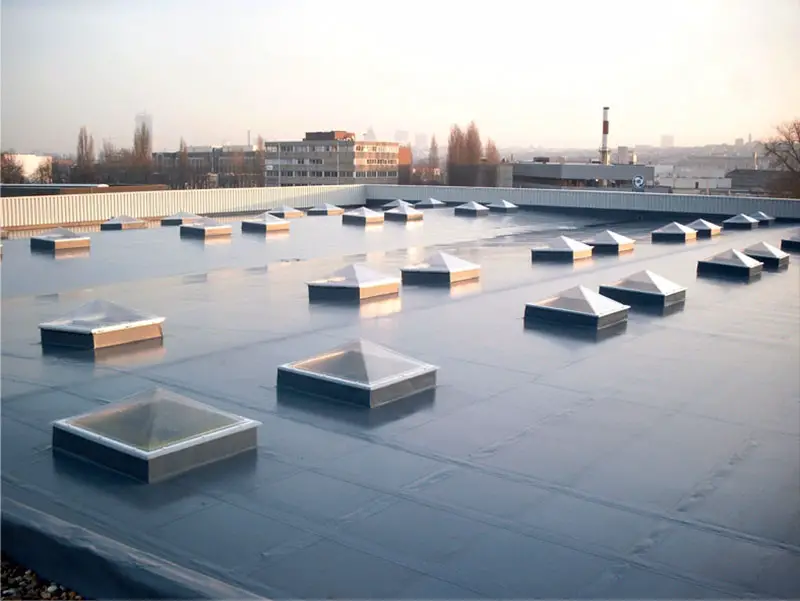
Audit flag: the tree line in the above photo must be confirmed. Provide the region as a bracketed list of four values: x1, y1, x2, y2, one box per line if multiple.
[442, 121, 502, 186]
[762, 119, 800, 198]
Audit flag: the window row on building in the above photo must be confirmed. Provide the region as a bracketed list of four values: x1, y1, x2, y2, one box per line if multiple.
[264, 144, 397, 154]
[266, 170, 398, 178]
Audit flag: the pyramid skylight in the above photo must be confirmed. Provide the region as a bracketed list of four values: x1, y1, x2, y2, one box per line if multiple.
[35, 227, 86, 240]
[588, 230, 636, 245]
[385, 204, 423, 221]
[401, 251, 480, 285]
[537, 285, 628, 317]
[277, 339, 438, 407]
[687, 219, 721, 230]
[456, 201, 488, 211]
[537, 236, 594, 252]
[308, 264, 399, 288]
[52, 388, 260, 482]
[269, 205, 303, 217]
[606, 270, 685, 295]
[743, 242, 790, 269]
[653, 222, 696, 234]
[724, 213, 758, 224]
[307, 203, 345, 215]
[416, 197, 446, 208]
[103, 215, 143, 225]
[703, 249, 762, 267]
[39, 300, 165, 349]
[382, 199, 412, 209]
[487, 199, 518, 211]
[749, 211, 775, 222]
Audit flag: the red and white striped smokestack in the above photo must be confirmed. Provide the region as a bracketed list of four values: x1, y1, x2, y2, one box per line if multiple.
[600, 106, 611, 166]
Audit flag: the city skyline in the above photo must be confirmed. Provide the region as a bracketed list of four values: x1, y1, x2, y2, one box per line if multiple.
[1, 0, 798, 154]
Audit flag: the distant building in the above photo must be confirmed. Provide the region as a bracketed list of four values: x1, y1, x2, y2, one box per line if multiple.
[363, 127, 377, 141]
[726, 168, 786, 195]
[616, 146, 631, 165]
[153, 144, 263, 188]
[735, 138, 744, 147]
[414, 133, 428, 151]
[660, 135, 675, 148]
[512, 161, 654, 190]
[263, 131, 400, 187]
[394, 130, 409, 143]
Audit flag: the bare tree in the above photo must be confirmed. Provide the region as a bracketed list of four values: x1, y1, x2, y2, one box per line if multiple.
[176, 137, 190, 189]
[74, 126, 96, 183]
[446, 125, 465, 185]
[1, 153, 25, 183]
[463, 121, 483, 166]
[133, 123, 153, 184]
[254, 135, 266, 187]
[428, 135, 440, 170]
[31, 160, 53, 184]
[762, 119, 800, 197]
[484, 138, 501, 164]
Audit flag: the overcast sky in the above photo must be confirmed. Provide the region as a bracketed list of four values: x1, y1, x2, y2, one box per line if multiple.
[1, 0, 798, 154]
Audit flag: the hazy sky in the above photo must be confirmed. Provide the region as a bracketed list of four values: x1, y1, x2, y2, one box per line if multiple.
[1, 0, 798, 153]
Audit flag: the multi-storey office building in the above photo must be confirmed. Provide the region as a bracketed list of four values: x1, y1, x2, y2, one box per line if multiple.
[263, 131, 400, 186]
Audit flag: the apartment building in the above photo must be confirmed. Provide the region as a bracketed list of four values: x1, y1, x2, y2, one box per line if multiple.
[153, 145, 263, 187]
[264, 131, 400, 186]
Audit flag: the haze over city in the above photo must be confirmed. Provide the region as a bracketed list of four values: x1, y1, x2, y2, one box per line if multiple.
[1, 0, 799, 153]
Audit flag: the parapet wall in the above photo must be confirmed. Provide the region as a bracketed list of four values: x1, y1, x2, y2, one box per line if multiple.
[1, 184, 798, 229]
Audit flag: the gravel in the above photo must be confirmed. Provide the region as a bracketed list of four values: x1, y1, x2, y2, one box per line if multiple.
[1, 555, 85, 600]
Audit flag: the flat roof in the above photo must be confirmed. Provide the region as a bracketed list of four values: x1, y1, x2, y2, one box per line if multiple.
[2, 207, 799, 599]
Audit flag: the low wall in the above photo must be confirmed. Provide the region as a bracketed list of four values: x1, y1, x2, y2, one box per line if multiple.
[2, 183, 799, 229]
[366, 185, 800, 220]
[0, 185, 365, 229]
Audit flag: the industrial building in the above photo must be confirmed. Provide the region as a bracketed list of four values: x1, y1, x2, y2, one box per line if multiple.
[512, 161, 655, 189]
[263, 131, 401, 187]
[511, 107, 654, 190]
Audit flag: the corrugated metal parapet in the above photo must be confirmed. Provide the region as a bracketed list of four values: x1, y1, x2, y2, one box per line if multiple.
[363, 185, 800, 219]
[0, 186, 366, 229]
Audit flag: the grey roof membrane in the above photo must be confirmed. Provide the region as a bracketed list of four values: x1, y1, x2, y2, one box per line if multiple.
[653, 221, 696, 234]
[784, 228, 800, 242]
[307, 263, 400, 288]
[386, 204, 422, 217]
[487, 200, 517, 209]
[535, 235, 594, 252]
[744, 241, 789, 259]
[533, 285, 629, 317]
[34, 227, 88, 240]
[402, 251, 479, 274]
[280, 339, 436, 388]
[607, 270, 686, 295]
[38, 299, 164, 334]
[702, 249, 764, 267]
[2, 210, 799, 600]
[686, 219, 721, 231]
[104, 215, 144, 225]
[382, 199, 412, 209]
[724, 213, 759, 224]
[587, 230, 636, 245]
[59, 388, 254, 454]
